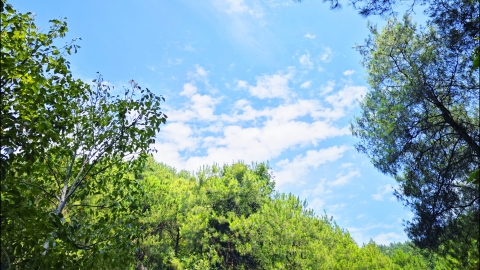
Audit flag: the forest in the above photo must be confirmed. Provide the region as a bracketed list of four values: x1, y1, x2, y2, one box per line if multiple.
[1, 0, 479, 269]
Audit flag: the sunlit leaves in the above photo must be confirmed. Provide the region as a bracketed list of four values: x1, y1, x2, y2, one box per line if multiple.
[1, 2, 166, 268]
[136, 159, 429, 269]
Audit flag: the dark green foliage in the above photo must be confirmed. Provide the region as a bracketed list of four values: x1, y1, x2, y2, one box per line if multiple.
[351, 9, 479, 270]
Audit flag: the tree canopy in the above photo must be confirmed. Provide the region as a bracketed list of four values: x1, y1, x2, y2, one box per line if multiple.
[351, 10, 479, 270]
[294, 0, 479, 266]
[134, 159, 441, 269]
[1, 2, 166, 268]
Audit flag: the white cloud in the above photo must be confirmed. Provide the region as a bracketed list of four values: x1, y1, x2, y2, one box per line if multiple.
[372, 185, 396, 201]
[161, 123, 198, 151]
[216, 0, 264, 18]
[343, 70, 355, 76]
[373, 232, 403, 245]
[325, 85, 367, 109]
[247, 71, 293, 99]
[157, 95, 350, 173]
[320, 80, 335, 95]
[325, 203, 347, 220]
[156, 107, 348, 173]
[168, 58, 183, 66]
[226, 98, 321, 122]
[319, 47, 333, 63]
[236, 79, 248, 88]
[168, 91, 219, 123]
[180, 83, 197, 97]
[190, 94, 219, 120]
[154, 66, 369, 187]
[300, 81, 311, 89]
[308, 197, 325, 212]
[196, 65, 208, 77]
[146, 65, 156, 72]
[312, 178, 332, 196]
[275, 146, 349, 186]
[211, 0, 270, 53]
[299, 52, 313, 69]
[328, 170, 361, 186]
[347, 223, 400, 245]
[307, 84, 367, 120]
[304, 33, 316, 39]
[187, 65, 210, 84]
[184, 44, 195, 52]
[224, 0, 249, 14]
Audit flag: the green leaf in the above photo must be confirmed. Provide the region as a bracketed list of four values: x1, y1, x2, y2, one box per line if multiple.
[466, 169, 479, 185]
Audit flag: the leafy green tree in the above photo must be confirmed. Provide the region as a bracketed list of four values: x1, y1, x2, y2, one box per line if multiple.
[134, 159, 197, 269]
[1, 2, 166, 268]
[295, 0, 480, 265]
[377, 241, 439, 269]
[136, 160, 275, 269]
[136, 159, 429, 269]
[351, 15, 479, 267]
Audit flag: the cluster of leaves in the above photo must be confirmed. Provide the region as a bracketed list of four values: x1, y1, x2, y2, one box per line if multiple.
[134, 158, 443, 269]
[1, 2, 166, 268]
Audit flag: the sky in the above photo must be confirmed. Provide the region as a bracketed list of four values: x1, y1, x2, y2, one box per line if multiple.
[13, 0, 431, 246]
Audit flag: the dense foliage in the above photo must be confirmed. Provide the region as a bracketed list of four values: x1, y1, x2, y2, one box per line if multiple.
[350, 6, 479, 270]
[353, 14, 479, 257]
[135, 159, 445, 270]
[1, 2, 166, 268]
[295, 0, 479, 266]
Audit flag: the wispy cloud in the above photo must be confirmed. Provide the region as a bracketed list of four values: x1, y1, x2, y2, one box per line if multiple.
[304, 33, 316, 39]
[300, 81, 312, 89]
[347, 223, 401, 245]
[372, 185, 397, 201]
[309, 197, 325, 212]
[275, 146, 349, 186]
[183, 44, 195, 52]
[320, 80, 335, 95]
[328, 169, 361, 186]
[343, 70, 355, 76]
[299, 52, 314, 69]
[243, 70, 294, 99]
[218, 0, 264, 17]
[373, 232, 403, 245]
[319, 46, 333, 63]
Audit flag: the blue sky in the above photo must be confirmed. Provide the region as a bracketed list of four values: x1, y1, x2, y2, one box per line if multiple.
[14, 0, 430, 246]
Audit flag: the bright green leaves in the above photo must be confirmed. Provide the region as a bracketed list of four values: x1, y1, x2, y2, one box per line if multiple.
[466, 169, 479, 185]
[137, 161, 274, 269]
[135, 160, 431, 269]
[1, 2, 166, 269]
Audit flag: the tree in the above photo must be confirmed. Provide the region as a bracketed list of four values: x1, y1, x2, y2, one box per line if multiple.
[1, 2, 167, 268]
[135, 159, 432, 269]
[351, 15, 479, 267]
[295, 0, 480, 265]
[136, 160, 275, 269]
